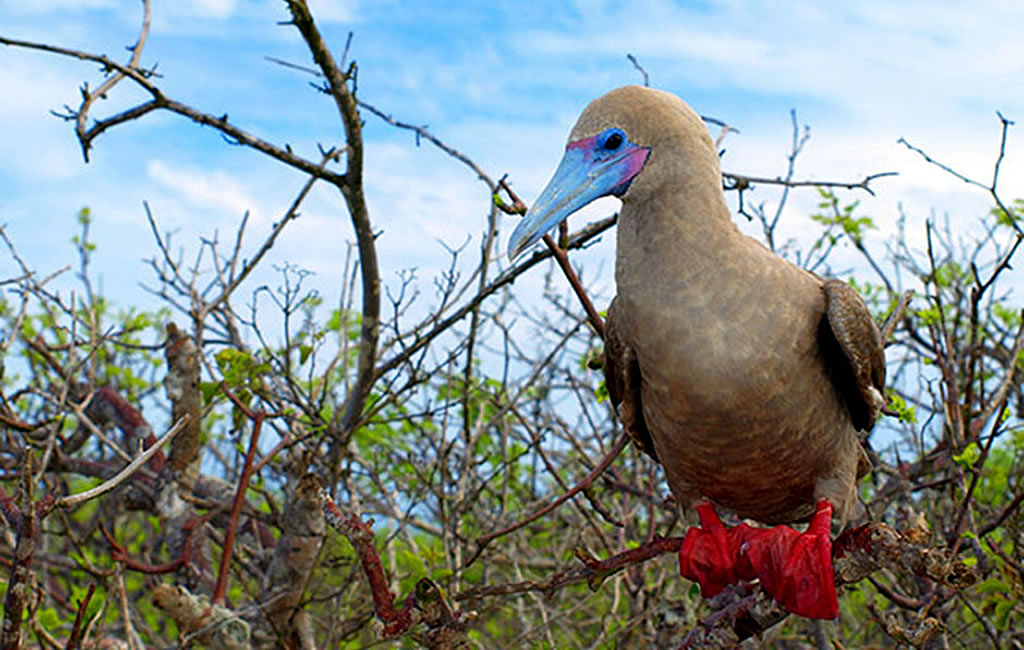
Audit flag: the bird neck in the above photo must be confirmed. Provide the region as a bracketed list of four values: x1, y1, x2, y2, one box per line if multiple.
[614, 176, 740, 302]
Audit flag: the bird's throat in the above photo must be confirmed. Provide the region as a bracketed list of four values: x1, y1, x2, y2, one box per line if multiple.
[614, 187, 740, 305]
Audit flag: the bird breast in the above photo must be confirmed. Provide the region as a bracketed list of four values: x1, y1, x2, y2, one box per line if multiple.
[619, 238, 854, 522]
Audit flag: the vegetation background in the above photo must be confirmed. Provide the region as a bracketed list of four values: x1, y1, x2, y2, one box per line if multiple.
[0, 1, 1022, 647]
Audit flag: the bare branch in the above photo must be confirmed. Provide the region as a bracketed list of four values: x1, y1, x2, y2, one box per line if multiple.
[56, 416, 188, 509]
[285, 1, 381, 462]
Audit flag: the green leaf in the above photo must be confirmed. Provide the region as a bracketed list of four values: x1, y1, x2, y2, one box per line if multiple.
[916, 305, 942, 326]
[953, 442, 981, 468]
[977, 578, 1010, 595]
[200, 381, 221, 405]
[993, 303, 1022, 329]
[37, 607, 60, 629]
[995, 598, 1014, 630]
[886, 391, 917, 424]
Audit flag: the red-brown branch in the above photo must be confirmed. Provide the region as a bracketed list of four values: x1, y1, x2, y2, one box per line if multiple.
[99, 522, 196, 575]
[212, 401, 264, 605]
[319, 492, 413, 636]
[319, 490, 475, 644]
[64, 583, 96, 650]
[1, 500, 36, 650]
[543, 232, 606, 339]
[89, 387, 165, 473]
[458, 537, 684, 601]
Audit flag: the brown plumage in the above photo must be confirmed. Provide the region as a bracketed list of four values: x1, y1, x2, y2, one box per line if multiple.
[508, 85, 887, 618]
[510, 84, 885, 526]
[588, 86, 884, 525]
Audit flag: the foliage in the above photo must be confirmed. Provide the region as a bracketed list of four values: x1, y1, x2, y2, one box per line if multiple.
[0, 2, 1022, 648]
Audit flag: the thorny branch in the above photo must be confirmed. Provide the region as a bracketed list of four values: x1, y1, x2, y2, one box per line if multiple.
[0, 35, 345, 184]
[724, 170, 898, 196]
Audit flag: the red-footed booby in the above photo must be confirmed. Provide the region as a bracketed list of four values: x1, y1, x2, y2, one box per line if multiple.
[508, 86, 885, 619]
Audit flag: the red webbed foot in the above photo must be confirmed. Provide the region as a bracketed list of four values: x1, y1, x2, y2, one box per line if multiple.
[678, 502, 747, 598]
[736, 499, 838, 619]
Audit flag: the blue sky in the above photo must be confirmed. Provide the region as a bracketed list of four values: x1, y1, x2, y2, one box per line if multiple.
[2, 0, 1023, 319]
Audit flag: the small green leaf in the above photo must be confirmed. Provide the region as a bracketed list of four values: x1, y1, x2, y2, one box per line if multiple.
[200, 381, 221, 405]
[886, 391, 917, 424]
[977, 578, 1010, 595]
[995, 598, 1014, 630]
[37, 607, 60, 629]
[953, 442, 981, 468]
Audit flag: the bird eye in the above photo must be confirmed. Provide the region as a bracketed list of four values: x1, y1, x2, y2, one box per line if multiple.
[602, 129, 625, 150]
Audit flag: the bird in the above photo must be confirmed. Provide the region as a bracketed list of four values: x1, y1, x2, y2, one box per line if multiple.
[507, 85, 885, 619]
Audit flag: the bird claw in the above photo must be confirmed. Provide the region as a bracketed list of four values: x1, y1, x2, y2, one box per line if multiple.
[679, 500, 839, 619]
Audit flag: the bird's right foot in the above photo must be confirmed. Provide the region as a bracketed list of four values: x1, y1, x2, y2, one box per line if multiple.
[678, 502, 745, 598]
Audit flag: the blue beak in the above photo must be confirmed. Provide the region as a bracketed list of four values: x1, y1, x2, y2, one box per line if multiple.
[507, 136, 649, 260]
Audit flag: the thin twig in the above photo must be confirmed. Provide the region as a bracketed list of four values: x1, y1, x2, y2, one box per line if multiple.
[723, 170, 897, 196]
[56, 417, 187, 509]
[899, 113, 1022, 236]
[464, 432, 629, 568]
[626, 54, 649, 87]
[285, 1, 381, 462]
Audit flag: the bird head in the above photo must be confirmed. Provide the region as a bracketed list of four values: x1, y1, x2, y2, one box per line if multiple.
[507, 85, 718, 260]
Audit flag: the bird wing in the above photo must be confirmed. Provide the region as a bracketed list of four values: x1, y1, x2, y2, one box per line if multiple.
[604, 297, 659, 461]
[820, 279, 886, 435]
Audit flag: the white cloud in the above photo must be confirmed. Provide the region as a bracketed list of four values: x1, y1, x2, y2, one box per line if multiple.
[0, 55, 90, 181]
[514, 0, 1024, 130]
[146, 160, 257, 221]
[4, 0, 1023, 319]
[0, 0, 115, 12]
[306, 0, 359, 23]
[149, 0, 237, 20]
[184, 0, 236, 19]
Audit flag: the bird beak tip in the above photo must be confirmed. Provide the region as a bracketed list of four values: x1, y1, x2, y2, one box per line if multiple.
[507, 219, 538, 261]
[508, 239, 531, 262]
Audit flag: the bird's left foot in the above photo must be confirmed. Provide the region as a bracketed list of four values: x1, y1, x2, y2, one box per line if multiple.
[736, 499, 838, 619]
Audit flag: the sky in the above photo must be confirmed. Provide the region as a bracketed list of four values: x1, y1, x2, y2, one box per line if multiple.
[2, 0, 1024, 331]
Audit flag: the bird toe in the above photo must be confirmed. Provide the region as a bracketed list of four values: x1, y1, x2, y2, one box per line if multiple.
[737, 499, 839, 619]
